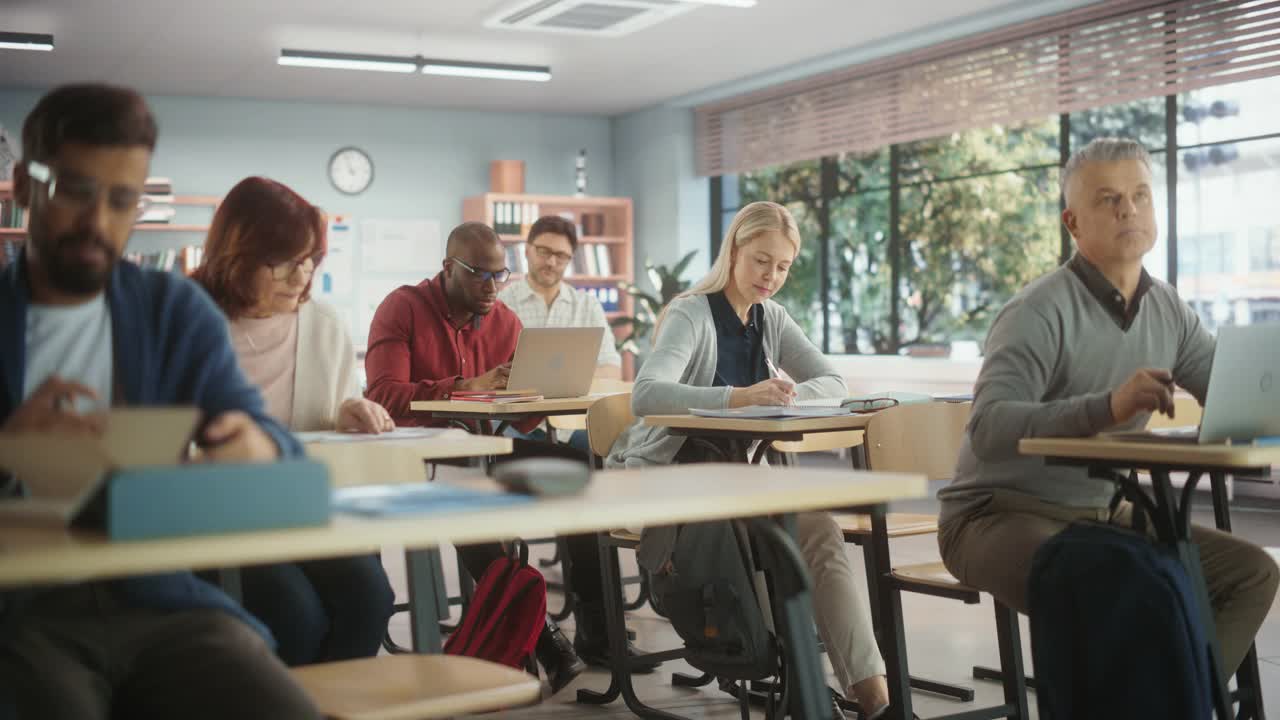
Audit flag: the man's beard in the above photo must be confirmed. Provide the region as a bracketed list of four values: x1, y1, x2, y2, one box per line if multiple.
[37, 228, 117, 295]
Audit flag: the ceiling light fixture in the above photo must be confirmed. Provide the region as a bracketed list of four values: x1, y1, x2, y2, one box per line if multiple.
[420, 59, 551, 82]
[0, 31, 54, 52]
[278, 49, 418, 74]
[680, 0, 757, 7]
[279, 49, 551, 82]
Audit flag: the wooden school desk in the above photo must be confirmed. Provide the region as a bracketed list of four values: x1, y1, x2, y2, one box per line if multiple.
[0, 463, 926, 719]
[1021, 436, 1280, 720]
[411, 396, 603, 436]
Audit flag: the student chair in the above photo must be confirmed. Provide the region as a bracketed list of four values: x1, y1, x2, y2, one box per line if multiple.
[859, 401, 1030, 719]
[772, 427, 973, 705]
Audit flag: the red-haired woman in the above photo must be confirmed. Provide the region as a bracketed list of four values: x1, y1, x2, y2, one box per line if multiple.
[192, 176, 394, 666]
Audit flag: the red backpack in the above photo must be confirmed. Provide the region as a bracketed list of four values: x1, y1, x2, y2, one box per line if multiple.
[444, 540, 547, 669]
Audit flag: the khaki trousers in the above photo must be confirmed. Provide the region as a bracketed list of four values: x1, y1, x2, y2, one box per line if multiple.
[795, 511, 886, 689]
[938, 490, 1279, 674]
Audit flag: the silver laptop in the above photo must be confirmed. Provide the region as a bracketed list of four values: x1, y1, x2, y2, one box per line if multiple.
[506, 327, 605, 399]
[1114, 324, 1280, 444]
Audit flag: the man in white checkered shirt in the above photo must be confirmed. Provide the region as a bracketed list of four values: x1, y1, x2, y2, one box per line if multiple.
[498, 215, 622, 379]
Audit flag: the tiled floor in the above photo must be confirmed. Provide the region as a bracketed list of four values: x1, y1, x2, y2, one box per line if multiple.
[383, 461, 1280, 718]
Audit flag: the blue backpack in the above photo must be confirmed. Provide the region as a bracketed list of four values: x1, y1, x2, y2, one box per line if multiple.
[1028, 522, 1213, 720]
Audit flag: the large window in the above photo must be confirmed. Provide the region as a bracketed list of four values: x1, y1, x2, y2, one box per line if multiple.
[712, 74, 1280, 355]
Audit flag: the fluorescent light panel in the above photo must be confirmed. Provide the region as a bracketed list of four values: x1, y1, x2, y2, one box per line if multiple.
[278, 49, 417, 74]
[0, 32, 54, 52]
[280, 49, 550, 82]
[421, 59, 550, 82]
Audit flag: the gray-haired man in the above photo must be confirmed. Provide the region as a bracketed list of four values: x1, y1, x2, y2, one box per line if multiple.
[937, 137, 1277, 676]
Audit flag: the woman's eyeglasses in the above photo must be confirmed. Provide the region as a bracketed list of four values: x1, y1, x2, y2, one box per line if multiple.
[268, 253, 323, 280]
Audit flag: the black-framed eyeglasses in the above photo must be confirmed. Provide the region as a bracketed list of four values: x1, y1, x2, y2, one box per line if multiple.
[450, 256, 511, 284]
[267, 252, 323, 280]
[530, 243, 574, 265]
[26, 160, 151, 218]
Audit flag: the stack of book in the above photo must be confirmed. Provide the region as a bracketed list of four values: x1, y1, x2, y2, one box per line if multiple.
[583, 285, 621, 312]
[492, 201, 541, 236]
[0, 196, 25, 230]
[570, 244, 613, 278]
[506, 242, 529, 274]
[139, 177, 176, 224]
[0, 239, 19, 269]
[450, 389, 544, 403]
[125, 248, 184, 273]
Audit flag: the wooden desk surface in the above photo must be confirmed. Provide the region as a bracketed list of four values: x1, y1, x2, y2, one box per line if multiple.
[1020, 436, 1280, 469]
[0, 464, 924, 589]
[410, 396, 602, 416]
[644, 413, 874, 435]
[301, 429, 512, 487]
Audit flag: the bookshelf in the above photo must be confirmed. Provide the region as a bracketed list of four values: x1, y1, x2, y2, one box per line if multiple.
[0, 181, 218, 275]
[463, 192, 636, 377]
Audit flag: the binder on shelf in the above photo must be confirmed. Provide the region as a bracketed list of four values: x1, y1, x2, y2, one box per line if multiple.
[594, 245, 612, 276]
[583, 244, 599, 276]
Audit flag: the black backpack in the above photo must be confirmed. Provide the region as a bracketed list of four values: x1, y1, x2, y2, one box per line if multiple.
[1028, 522, 1213, 720]
[648, 520, 778, 681]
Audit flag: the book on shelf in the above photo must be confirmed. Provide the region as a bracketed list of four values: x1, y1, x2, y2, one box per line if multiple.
[0, 198, 24, 228]
[0, 239, 20, 270]
[582, 244, 599, 276]
[143, 177, 173, 195]
[137, 205, 177, 224]
[593, 244, 612, 276]
[449, 389, 544, 403]
[491, 201, 542, 236]
[125, 247, 193, 273]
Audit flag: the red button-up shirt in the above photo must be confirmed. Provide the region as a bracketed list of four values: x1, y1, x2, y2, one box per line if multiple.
[365, 272, 525, 427]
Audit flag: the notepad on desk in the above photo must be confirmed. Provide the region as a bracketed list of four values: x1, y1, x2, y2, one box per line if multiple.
[689, 405, 852, 419]
[332, 483, 534, 517]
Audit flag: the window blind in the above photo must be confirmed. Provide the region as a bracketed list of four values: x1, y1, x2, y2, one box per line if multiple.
[695, 0, 1280, 176]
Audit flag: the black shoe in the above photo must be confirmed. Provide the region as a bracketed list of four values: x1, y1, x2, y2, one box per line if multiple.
[535, 616, 586, 695]
[572, 626, 661, 674]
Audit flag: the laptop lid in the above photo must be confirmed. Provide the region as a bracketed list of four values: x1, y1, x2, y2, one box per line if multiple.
[506, 327, 604, 399]
[1198, 324, 1280, 443]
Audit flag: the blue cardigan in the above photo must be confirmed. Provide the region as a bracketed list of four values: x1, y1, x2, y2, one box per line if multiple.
[0, 252, 303, 642]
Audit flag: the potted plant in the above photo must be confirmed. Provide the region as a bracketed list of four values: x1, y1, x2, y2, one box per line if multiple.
[610, 250, 699, 364]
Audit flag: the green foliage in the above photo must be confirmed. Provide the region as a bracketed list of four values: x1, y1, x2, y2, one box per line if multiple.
[730, 101, 1167, 356]
[610, 250, 699, 355]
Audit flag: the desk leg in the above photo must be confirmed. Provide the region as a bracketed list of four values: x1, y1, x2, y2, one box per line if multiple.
[1210, 472, 1266, 720]
[1153, 470, 1234, 720]
[746, 515, 833, 720]
[867, 504, 914, 720]
[406, 548, 446, 653]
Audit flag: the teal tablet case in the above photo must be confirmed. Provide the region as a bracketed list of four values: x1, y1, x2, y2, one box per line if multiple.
[93, 459, 331, 541]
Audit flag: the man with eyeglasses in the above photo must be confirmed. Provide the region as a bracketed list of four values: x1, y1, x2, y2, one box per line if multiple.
[365, 220, 660, 678]
[365, 220, 524, 426]
[498, 216, 622, 381]
[0, 85, 319, 717]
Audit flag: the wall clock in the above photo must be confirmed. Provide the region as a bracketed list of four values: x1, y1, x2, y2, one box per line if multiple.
[328, 146, 373, 195]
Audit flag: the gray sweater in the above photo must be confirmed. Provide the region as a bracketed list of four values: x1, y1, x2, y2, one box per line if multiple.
[937, 256, 1215, 522]
[606, 293, 847, 468]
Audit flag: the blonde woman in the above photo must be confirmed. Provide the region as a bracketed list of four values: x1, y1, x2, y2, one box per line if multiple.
[607, 201, 891, 717]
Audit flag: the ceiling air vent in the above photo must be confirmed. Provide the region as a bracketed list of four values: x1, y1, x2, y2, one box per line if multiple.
[485, 0, 696, 37]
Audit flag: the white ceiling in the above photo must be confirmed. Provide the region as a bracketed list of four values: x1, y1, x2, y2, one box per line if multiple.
[1, 0, 1071, 116]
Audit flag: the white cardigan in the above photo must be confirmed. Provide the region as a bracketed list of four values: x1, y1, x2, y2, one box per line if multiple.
[290, 299, 362, 432]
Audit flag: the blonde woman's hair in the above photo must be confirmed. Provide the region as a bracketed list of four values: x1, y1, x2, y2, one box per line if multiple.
[656, 200, 802, 332]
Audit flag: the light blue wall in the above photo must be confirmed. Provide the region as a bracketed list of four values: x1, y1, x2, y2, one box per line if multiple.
[611, 105, 709, 293]
[0, 88, 613, 222]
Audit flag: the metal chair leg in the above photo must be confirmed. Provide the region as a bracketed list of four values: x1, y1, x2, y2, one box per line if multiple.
[993, 600, 1031, 719]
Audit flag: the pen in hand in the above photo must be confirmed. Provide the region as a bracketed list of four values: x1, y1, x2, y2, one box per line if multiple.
[764, 355, 796, 406]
